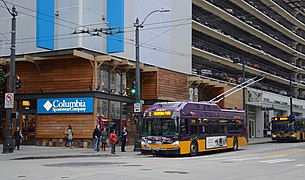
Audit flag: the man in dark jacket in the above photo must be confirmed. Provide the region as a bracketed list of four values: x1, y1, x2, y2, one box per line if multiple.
[120, 126, 128, 152]
[93, 124, 102, 152]
[13, 126, 23, 150]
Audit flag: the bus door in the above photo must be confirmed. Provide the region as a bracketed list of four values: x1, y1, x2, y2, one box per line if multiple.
[18, 109, 36, 145]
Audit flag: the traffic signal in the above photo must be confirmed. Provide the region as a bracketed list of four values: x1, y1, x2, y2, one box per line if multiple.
[16, 75, 21, 89]
[131, 81, 136, 96]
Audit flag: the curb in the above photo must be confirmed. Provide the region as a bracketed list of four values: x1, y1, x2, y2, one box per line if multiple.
[10, 153, 120, 160]
[248, 141, 272, 145]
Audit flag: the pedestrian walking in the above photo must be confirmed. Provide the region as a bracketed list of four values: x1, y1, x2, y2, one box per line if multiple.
[100, 128, 108, 151]
[120, 126, 127, 152]
[93, 124, 102, 152]
[64, 125, 74, 149]
[109, 129, 117, 154]
[13, 126, 23, 150]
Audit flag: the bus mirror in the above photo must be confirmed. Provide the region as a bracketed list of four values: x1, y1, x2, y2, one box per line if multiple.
[288, 115, 295, 124]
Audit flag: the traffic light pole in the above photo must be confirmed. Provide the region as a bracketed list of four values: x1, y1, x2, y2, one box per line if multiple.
[134, 18, 141, 151]
[3, 5, 17, 154]
[133, 9, 170, 151]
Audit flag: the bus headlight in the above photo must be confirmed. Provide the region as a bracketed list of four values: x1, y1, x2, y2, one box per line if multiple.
[272, 134, 276, 138]
[291, 134, 295, 137]
[171, 141, 179, 146]
[141, 141, 148, 146]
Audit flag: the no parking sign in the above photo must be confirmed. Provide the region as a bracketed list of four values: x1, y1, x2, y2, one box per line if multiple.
[5, 93, 14, 109]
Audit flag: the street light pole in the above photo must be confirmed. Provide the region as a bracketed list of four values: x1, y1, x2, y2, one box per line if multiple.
[3, 5, 17, 154]
[290, 75, 293, 115]
[133, 9, 170, 151]
[242, 61, 246, 111]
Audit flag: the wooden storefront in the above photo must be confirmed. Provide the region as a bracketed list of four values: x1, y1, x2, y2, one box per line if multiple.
[0, 49, 190, 147]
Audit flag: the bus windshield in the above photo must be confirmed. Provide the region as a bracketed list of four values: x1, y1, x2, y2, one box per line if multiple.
[272, 121, 294, 132]
[142, 118, 178, 137]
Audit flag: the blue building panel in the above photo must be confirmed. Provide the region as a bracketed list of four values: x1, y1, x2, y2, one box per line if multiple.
[36, 0, 54, 50]
[106, 0, 124, 53]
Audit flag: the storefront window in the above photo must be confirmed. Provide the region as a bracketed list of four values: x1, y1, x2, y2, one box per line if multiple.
[97, 69, 126, 95]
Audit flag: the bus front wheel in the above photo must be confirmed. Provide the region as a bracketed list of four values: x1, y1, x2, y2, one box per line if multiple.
[233, 138, 238, 151]
[190, 141, 198, 156]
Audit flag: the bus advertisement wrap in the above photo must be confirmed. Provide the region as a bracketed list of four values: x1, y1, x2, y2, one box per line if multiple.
[206, 136, 228, 149]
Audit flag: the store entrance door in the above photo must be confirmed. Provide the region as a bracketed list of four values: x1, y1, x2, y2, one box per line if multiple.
[18, 110, 36, 145]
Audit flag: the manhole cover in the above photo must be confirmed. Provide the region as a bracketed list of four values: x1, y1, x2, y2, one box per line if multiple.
[44, 162, 126, 167]
[164, 171, 189, 174]
[140, 169, 151, 171]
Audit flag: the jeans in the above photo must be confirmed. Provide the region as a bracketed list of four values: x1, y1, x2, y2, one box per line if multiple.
[94, 137, 100, 151]
[65, 139, 73, 147]
[111, 143, 116, 154]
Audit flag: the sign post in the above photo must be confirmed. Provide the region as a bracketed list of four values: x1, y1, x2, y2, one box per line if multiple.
[134, 102, 141, 113]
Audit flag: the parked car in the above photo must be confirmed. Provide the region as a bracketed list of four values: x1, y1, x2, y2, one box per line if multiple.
[201, 69, 212, 77]
[226, 76, 236, 84]
[279, 90, 288, 96]
[213, 72, 227, 81]
[250, 63, 260, 69]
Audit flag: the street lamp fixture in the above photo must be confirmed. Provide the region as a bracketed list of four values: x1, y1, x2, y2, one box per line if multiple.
[133, 9, 170, 151]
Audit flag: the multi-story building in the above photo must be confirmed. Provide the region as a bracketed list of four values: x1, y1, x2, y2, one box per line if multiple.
[1, 0, 305, 147]
[191, 0, 305, 138]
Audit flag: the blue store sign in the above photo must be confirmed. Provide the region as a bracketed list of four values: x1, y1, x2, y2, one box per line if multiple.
[37, 97, 94, 114]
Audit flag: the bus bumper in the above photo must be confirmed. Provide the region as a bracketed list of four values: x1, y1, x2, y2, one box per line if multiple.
[141, 148, 180, 155]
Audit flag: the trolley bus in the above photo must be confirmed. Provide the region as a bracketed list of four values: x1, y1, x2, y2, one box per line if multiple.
[140, 101, 248, 156]
[271, 116, 305, 142]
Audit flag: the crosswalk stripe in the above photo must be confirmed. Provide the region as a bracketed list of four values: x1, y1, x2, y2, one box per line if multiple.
[259, 159, 296, 164]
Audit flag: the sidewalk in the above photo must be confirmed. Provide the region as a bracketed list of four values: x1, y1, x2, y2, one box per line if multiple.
[0, 144, 140, 161]
[0, 138, 271, 160]
[248, 137, 272, 145]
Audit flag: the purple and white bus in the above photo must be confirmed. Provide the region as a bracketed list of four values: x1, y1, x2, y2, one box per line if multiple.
[141, 101, 248, 156]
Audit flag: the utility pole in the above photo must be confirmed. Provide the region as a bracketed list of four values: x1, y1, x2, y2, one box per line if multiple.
[133, 9, 170, 151]
[2, 4, 17, 154]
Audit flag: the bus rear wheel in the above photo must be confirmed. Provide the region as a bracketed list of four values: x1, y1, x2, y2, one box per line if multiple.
[233, 138, 238, 151]
[190, 141, 198, 156]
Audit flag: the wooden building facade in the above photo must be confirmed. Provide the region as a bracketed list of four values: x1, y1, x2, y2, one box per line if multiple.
[0, 49, 189, 147]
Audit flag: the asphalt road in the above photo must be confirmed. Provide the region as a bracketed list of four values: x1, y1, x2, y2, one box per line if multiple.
[2, 142, 305, 180]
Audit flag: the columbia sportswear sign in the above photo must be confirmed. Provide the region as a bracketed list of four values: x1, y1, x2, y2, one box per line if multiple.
[37, 98, 94, 114]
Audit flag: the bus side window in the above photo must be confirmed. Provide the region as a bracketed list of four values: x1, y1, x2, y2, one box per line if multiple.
[219, 120, 228, 135]
[190, 118, 198, 135]
[209, 119, 219, 135]
[180, 118, 189, 135]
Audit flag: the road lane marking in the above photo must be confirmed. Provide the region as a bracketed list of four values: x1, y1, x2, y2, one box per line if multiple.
[231, 157, 262, 161]
[263, 149, 305, 158]
[259, 159, 296, 164]
[296, 164, 304, 167]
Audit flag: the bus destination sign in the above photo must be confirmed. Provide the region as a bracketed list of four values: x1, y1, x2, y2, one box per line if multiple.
[148, 111, 172, 117]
